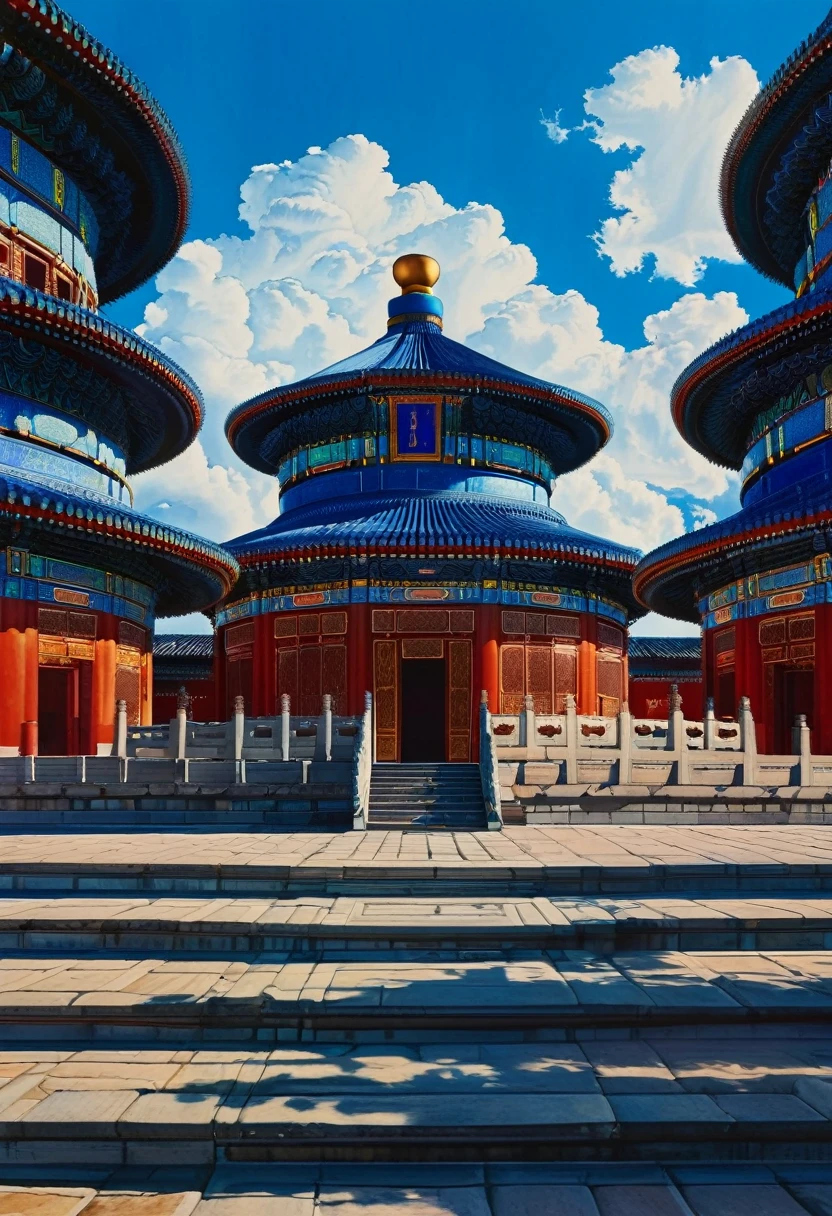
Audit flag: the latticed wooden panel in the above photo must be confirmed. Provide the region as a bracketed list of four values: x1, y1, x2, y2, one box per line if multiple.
[115, 664, 141, 726]
[226, 622, 255, 651]
[597, 622, 624, 650]
[547, 614, 580, 638]
[118, 621, 145, 649]
[396, 609, 448, 633]
[274, 616, 297, 638]
[500, 644, 525, 713]
[526, 645, 552, 713]
[372, 610, 395, 633]
[299, 647, 322, 715]
[374, 640, 397, 761]
[448, 639, 471, 760]
[226, 656, 253, 715]
[501, 611, 525, 636]
[789, 613, 815, 641]
[321, 611, 348, 636]
[276, 647, 298, 708]
[298, 614, 320, 636]
[597, 657, 622, 717]
[322, 645, 347, 712]
[554, 646, 577, 712]
[525, 613, 548, 637]
[758, 619, 785, 647]
[401, 638, 443, 659]
[69, 613, 97, 639]
[38, 608, 67, 637]
[449, 610, 474, 632]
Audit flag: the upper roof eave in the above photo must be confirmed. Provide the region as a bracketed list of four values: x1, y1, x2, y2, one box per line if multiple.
[720, 6, 832, 286]
[0, 0, 191, 302]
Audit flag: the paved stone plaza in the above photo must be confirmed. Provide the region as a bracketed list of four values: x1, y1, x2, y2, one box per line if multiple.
[1, 826, 832, 1209]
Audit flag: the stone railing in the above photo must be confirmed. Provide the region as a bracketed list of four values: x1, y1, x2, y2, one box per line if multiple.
[491, 688, 824, 788]
[118, 694, 359, 766]
[478, 691, 503, 831]
[352, 692, 373, 831]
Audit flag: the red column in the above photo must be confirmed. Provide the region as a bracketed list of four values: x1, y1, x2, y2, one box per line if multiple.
[813, 601, 832, 753]
[736, 614, 767, 751]
[347, 602, 369, 716]
[92, 635, 117, 752]
[0, 600, 37, 753]
[254, 613, 273, 715]
[213, 631, 225, 722]
[578, 616, 597, 715]
[479, 604, 500, 714]
[141, 650, 153, 725]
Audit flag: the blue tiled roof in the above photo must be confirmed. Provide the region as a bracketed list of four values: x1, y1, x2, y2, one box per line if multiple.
[672, 284, 832, 468]
[226, 317, 612, 478]
[629, 637, 701, 662]
[635, 464, 832, 620]
[298, 322, 611, 417]
[154, 634, 214, 659]
[721, 6, 832, 285]
[0, 462, 238, 615]
[230, 489, 640, 571]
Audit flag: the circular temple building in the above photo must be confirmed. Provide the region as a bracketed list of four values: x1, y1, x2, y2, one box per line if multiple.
[0, 0, 237, 756]
[634, 6, 832, 753]
[221, 255, 640, 763]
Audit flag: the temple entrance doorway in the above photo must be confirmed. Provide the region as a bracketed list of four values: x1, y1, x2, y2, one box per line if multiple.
[400, 658, 446, 761]
[773, 665, 813, 754]
[38, 665, 77, 756]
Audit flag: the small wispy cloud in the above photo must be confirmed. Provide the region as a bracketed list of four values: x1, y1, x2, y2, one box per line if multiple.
[539, 108, 570, 144]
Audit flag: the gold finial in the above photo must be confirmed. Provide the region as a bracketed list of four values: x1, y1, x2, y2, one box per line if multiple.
[392, 253, 440, 296]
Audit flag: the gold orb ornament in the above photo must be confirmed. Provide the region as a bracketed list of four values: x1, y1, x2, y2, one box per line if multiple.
[392, 253, 440, 295]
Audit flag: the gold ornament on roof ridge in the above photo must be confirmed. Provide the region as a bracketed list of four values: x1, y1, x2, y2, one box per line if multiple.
[392, 253, 440, 295]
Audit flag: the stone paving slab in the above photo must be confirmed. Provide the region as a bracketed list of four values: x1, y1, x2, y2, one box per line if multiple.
[0, 950, 829, 1034]
[0, 1036, 831, 1163]
[4, 826, 832, 896]
[5, 1161, 832, 1210]
[1, 893, 832, 952]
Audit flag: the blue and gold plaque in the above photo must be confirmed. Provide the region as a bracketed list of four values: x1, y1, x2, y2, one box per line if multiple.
[390, 397, 440, 461]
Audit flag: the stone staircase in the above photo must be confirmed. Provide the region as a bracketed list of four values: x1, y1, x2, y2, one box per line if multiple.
[367, 762, 487, 828]
[2, 825, 832, 1205]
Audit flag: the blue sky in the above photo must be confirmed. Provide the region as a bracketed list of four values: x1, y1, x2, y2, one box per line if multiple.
[67, 0, 826, 633]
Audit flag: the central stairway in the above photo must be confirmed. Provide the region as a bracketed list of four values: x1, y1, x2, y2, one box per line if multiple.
[367, 762, 487, 829]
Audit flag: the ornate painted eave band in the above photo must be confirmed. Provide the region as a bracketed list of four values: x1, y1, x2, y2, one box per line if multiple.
[0, 275, 202, 471]
[226, 370, 612, 477]
[237, 541, 638, 574]
[721, 9, 832, 284]
[0, 470, 239, 612]
[0, 0, 190, 302]
[672, 288, 832, 468]
[633, 506, 832, 621]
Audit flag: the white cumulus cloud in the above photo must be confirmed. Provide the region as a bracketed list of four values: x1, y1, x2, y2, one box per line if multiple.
[133, 131, 746, 633]
[570, 46, 759, 285]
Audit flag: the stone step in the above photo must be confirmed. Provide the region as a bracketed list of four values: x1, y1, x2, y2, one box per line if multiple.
[13, 1164, 832, 1212]
[3, 893, 832, 954]
[6, 825, 832, 895]
[2, 1035, 832, 1164]
[8, 1164, 832, 1213]
[1, 948, 831, 1040]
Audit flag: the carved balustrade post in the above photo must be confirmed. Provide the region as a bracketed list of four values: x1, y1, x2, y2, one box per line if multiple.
[523, 694, 535, 754]
[281, 693, 290, 762]
[738, 696, 757, 787]
[704, 696, 715, 752]
[233, 695, 245, 765]
[322, 693, 333, 762]
[795, 713, 813, 787]
[618, 700, 632, 786]
[564, 693, 578, 785]
[115, 698, 127, 762]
